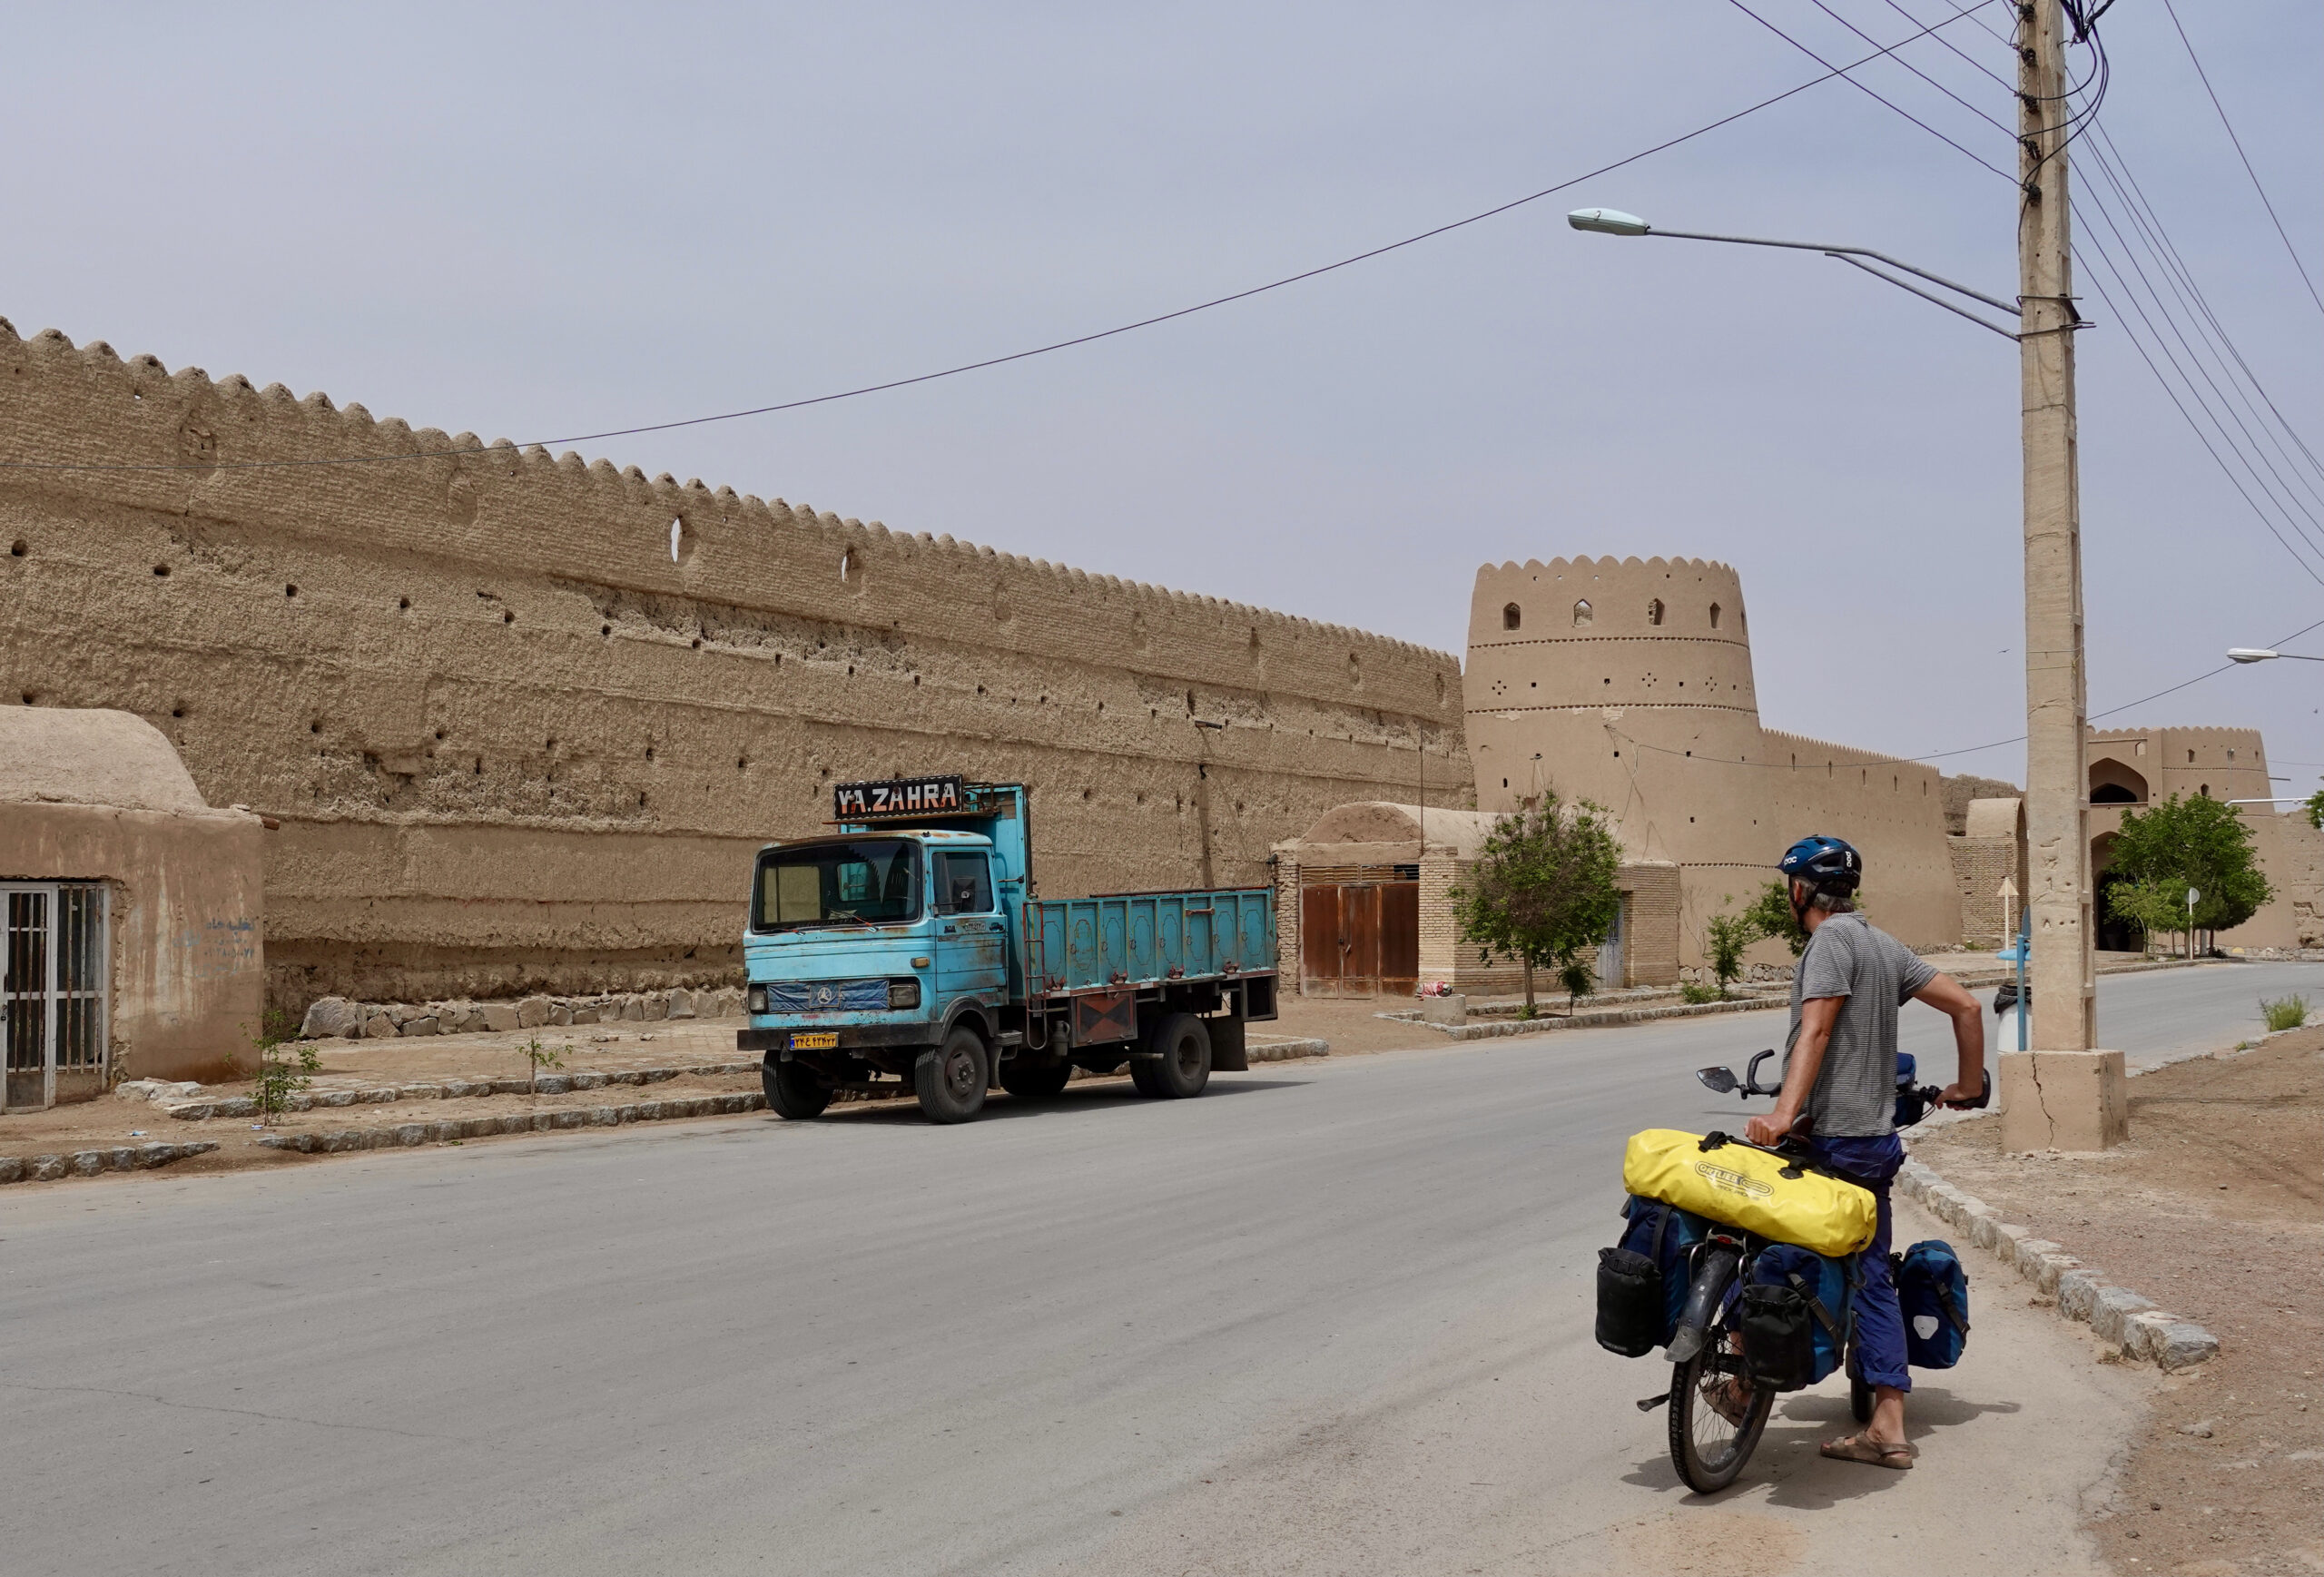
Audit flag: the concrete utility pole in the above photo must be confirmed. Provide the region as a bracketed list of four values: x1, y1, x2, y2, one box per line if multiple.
[2004, 0, 2126, 1150]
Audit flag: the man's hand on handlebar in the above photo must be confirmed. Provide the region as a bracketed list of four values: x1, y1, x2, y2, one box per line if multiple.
[1934, 1074, 1987, 1109]
[1743, 1104, 1801, 1148]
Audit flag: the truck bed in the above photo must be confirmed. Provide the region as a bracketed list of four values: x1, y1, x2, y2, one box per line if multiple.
[1024, 888, 1275, 996]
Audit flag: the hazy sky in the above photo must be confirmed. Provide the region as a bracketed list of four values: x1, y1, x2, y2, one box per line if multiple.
[6, 3, 2318, 788]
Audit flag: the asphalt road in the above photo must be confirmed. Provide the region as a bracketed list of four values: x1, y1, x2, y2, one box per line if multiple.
[5, 961, 2309, 1576]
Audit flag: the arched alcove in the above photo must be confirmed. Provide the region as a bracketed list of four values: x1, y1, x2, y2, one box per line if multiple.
[1502, 602, 1521, 631]
[1646, 598, 1664, 626]
[1572, 599, 1592, 628]
[1709, 602, 1722, 630]
[2089, 756, 2148, 804]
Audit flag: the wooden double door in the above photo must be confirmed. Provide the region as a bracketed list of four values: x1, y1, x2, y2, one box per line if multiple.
[1300, 882, 1419, 998]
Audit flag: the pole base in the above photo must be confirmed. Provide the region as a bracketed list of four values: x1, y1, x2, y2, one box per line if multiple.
[1998, 1050, 2128, 1151]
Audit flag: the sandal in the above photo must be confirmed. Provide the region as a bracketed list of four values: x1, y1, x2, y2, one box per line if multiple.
[1702, 1375, 1756, 1426]
[1819, 1432, 1915, 1470]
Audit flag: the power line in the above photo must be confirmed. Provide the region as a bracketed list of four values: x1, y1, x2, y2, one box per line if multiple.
[2073, 178, 2324, 560]
[2076, 133, 2324, 520]
[2159, 0, 2324, 322]
[1747, 1, 2324, 592]
[1608, 608, 2324, 774]
[0, 0, 2009, 480]
[1718, 0, 2014, 180]
[2086, 120, 2324, 490]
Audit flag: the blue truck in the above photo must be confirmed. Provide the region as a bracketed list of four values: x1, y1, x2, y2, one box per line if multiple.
[737, 775, 1280, 1123]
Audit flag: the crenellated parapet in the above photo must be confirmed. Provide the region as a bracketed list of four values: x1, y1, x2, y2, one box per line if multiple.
[0, 321, 1456, 713]
[0, 319, 1471, 1007]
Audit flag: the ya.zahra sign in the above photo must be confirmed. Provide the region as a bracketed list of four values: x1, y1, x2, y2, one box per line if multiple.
[835, 775, 966, 820]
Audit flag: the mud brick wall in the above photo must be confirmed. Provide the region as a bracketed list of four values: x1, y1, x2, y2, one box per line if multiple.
[0, 323, 1469, 1011]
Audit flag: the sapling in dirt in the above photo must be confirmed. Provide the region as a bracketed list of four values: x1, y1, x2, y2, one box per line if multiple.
[521, 1035, 566, 1096]
[251, 1009, 320, 1126]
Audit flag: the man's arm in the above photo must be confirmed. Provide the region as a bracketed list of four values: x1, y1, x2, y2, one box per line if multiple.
[1914, 973, 1987, 1106]
[1745, 996, 1841, 1146]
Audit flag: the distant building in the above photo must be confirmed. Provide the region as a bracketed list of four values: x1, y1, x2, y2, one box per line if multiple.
[0, 708, 265, 1105]
[2085, 726, 2323, 951]
[1463, 557, 1962, 962]
[1272, 802, 1679, 996]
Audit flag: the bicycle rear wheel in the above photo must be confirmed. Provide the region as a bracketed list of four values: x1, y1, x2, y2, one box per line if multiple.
[1667, 1266, 1776, 1493]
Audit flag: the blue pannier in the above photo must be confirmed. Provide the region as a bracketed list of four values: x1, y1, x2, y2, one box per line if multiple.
[1896, 1239, 1970, 1368]
[1741, 1241, 1853, 1389]
[1622, 1196, 1710, 1345]
[1595, 1197, 1710, 1356]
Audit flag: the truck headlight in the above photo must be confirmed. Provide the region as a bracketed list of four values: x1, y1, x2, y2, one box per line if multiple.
[888, 979, 921, 1010]
[747, 985, 768, 1014]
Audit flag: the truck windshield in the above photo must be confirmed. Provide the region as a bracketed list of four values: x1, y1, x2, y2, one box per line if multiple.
[753, 840, 921, 930]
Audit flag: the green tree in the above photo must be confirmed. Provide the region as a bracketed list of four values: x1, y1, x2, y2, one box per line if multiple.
[1703, 900, 1758, 999]
[2304, 785, 2324, 832]
[1557, 955, 1596, 1015]
[2107, 792, 2273, 952]
[1451, 793, 1624, 1013]
[1743, 880, 1807, 958]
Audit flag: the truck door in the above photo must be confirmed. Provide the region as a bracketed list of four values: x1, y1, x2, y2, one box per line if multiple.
[932, 852, 1007, 1006]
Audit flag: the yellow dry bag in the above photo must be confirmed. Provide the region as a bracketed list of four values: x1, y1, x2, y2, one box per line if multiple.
[1620, 1129, 1878, 1257]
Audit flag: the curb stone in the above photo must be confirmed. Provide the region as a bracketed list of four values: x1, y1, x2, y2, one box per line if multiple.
[0, 1140, 221, 1186]
[161, 1062, 765, 1121]
[251, 1092, 770, 1153]
[1893, 1156, 2219, 1370]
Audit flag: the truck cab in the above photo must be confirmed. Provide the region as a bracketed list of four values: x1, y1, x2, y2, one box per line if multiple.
[738, 775, 1277, 1124]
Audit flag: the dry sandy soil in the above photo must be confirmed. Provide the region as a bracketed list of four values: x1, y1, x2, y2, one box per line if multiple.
[1913, 1029, 2324, 1577]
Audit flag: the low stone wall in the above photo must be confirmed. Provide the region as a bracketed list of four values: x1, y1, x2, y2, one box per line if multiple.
[299, 987, 744, 1040]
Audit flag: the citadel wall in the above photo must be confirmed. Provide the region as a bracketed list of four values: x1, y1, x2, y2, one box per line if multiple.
[1462, 556, 1962, 959]
[0, 322, 1469, 1010]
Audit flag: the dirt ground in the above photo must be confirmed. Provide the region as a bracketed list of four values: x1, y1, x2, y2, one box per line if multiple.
[1912, 1029, 2324, 1577]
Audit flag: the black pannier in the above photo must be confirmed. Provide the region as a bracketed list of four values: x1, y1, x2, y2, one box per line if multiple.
[1738, 1284, 1817, 1391]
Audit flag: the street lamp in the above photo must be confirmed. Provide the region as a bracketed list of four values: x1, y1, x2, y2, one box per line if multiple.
[2227, 647, 2324, 664]
[1565, 209, 2021, 339]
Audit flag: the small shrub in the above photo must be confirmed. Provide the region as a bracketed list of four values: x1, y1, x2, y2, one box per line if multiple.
[1679, 982, 1719, 1006]
[521, 1035, 566, 1096]
[2260, 994, 2309, 1032]
[251, 1009, 320, 1126]
[1558, 956, 1595, 1014]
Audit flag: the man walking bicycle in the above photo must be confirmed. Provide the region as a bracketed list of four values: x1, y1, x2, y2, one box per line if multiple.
[1743, 835, 1986, 1470]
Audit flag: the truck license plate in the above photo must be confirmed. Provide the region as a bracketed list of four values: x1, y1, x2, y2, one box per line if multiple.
[790, 1031, 839, 1050]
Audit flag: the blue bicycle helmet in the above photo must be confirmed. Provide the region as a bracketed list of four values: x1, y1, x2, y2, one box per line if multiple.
[1778, 834, 1862, 894]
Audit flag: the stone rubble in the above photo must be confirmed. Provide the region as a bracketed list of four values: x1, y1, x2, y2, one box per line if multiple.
[298, 988, 746, 1040]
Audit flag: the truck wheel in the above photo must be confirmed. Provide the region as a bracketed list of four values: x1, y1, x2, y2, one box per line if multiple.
[915, 1027, 990, 1124]
[1128, 1056, 1164, 1097]
[763, 1057, 833, 1119]
[998, 1056, 1072, 1099]
[1147, 1013, 1211, 1099]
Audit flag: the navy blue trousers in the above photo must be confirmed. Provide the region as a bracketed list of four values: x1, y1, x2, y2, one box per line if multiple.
[1809, 1132, 1910, 1393]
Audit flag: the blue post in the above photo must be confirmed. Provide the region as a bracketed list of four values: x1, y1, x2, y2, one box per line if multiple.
[2015, 907, 2030, 1052]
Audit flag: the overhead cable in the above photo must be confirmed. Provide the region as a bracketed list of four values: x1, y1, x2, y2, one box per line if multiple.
[0, 0, 2007, 478]
[2159, 0, 2324, 322]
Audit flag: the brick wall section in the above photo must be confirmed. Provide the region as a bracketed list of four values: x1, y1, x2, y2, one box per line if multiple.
[1951, 838, 2020, 948]
[0, 325, 1471, 1010]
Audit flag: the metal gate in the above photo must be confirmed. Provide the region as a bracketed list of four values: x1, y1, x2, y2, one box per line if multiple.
[1299, 882, 1419, 998]
[2, 883, 109, 1111]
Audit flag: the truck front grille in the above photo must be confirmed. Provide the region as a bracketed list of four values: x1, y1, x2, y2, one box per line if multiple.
[762, 979, 892, 1012]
